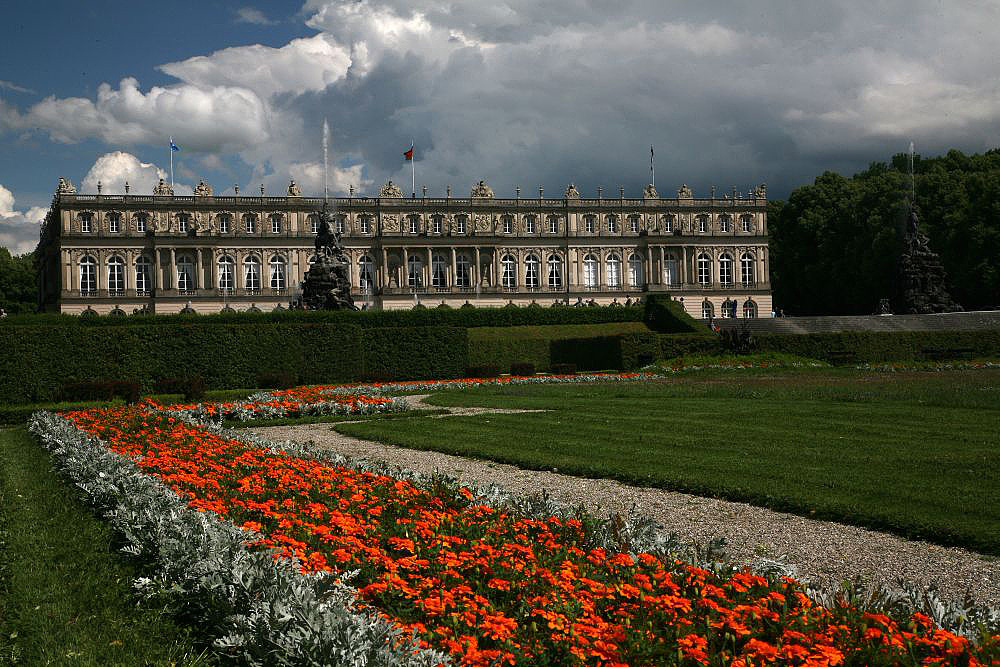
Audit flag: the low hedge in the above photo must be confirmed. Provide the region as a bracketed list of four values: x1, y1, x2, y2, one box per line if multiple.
[755, 329, 1000, 364]
[644, 295, 710, 334]
[551, 333, 661, 371]
[361, 326, 468, 381]
[658, 334, 724, 359]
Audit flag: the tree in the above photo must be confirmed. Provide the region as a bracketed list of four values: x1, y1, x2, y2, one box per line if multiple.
[0, 249, 38, 314]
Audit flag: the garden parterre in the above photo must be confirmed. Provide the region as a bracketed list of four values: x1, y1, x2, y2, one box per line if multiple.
[39, 373, 1000, 666]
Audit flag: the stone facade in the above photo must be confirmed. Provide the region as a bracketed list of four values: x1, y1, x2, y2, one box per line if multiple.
[35, 179, 771, 318]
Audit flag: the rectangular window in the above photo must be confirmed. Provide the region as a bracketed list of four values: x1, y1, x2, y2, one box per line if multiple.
[135, 215, 146, 233]
[80, 214, 91, 233]
[108, 214, 119, 233]
[178, 215, 188, 233]
[585, 216, 594, 234]
[629, 216, 639, 233]
[524, 216, 535, 234]
[271, 216, 281, 233]
[359, 216, 370, 234]
[456, 216, 466, 234]
[219, 215, 230, 233]
[548, 217, 558, 234]
[432, 217, 442, 234]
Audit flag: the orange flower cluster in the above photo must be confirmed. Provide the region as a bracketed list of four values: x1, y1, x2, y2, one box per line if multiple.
[63, 405, 999, 667]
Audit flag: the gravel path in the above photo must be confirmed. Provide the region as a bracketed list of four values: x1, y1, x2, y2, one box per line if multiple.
[250, 399, 999, 608]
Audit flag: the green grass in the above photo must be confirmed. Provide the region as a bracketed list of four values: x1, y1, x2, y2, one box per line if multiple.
[468, 321, 651, 370]
[656, 351, 831, 369]
[336, 369, 1000, 555]
[0, 427, 214, 666]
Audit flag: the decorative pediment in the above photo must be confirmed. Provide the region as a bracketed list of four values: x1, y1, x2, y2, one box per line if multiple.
[471, 180, 494, 198]
[379, 181, 404, 198]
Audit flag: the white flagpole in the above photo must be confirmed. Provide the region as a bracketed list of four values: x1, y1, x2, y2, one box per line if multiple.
[169, 137, 174, 188]
[650, 145, 655, 188]
[410, 140, 415, 198]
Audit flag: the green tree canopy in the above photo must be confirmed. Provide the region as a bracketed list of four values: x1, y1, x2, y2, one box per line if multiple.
[0, 249, 38, 314]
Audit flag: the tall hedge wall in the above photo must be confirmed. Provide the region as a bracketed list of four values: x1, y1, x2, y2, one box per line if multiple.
[550, 333, 661, 371]
[361, 326, 468, 381]
[755, 329, 1000, 364]
[644, 295, 710, 334]
[0, 323, 362, 404]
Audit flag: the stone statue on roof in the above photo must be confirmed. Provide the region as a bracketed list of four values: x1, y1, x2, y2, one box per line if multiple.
[471, 180, 494, 198]
[56, 177, 76, 195]
[153, 178, 174, 196]
[643, 183, 659, 199]
[193, 180, 213, 196]
[288, 179, 301, 196]
[379, 180, 404, 198]
[677, 184, 693, 199]
[564, 183, 580, 199]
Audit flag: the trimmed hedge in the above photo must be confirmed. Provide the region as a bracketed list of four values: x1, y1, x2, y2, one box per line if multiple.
[644, 295, 710, 334]
[551, 333, 661, 371]
[755, 329, 1000, 364]
[361, 327, 468, 381]
[658, 334, 724, 359]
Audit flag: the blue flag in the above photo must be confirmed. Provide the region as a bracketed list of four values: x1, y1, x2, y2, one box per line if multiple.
[170, 139, 180, 152]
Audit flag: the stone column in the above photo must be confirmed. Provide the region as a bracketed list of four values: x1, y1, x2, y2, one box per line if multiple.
[401, 245, 409, 287]
[169, 248, 177, 290]
[426, 246, 433, 288]
[646, 246, 653, 286]
[62, 249, 71, 293]
[195, 248, 204, 291]
[381, 247, 389, 288]
[450, 246, 457, 289]
[493, 249, 500, 288]
[659, 246, 666, 285]
[474, 246, 481, 287]
[598, 248, 605, 289]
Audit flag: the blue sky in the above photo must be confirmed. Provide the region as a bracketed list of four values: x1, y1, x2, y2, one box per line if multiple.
[2, 0, 999, 254]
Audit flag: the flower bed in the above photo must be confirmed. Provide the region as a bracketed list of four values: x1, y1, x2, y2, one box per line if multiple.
[46, 390, 1000, 666]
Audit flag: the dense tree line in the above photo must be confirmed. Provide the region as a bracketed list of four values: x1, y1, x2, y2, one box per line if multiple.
[769, 149, 1000, 315]
[0, 249, 36, 314]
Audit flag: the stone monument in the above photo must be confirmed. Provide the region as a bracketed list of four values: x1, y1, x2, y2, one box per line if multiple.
[301, 202, 358, 310]
[896, 207, 961, 314]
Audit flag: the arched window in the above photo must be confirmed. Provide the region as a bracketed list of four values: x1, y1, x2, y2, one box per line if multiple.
[548, 216, 559, 234]
[584, 215, 595, 234]
[606, 215, 618, 234]
[743, 300, 758, 319]
[135, 213, 147, 233]
[701, 300, 714, 319]
[432, 253, 448, 287]
[628, 253, 643, 287]
[80, 213, 92, 233]
[218, 256, 235, 292]
[243, 255, 261, 291]
[524, 215, 536, 234]
[606, 253, 622, 287]
[309, 214, 319, 235]
[664, 253, 679, 286]
[407, 254, 423, 287]
[697, 215, 708, 233]
[270, 214, 282, 234]
[741, 214, 753, 233]
[722, 299, 737, 318]
[502, 215, 514, 235]
[177, 214, 190, 234]
[107, 212, 120, 233]
[628, 215, 640, 233]
[583, 253, 598, 288]
[80, 256, 97, 293]
[741, 252, 756, 285]
[662, 215, 674, 233]
[525, 254, 540, 289]
[359, 215, 371, 234]
[431, 215, 443, 235]
[359, 255, 374, 291]
[501, 254, 517, 288]
[243, 214, 256, 234]
[719, 215, 731, 233]
[135, 256, 152, 294]
[455, 215, 467, 235]
[547, 254, 563, 289]
[719, 253, 734, 287]
[697, 253, 711, 286]
[107, 256, 125, 294]
[176, 254, 195, 291]
[408, 215, 420, 234]
[269, 255, 286, 290]
[456, 253, 471, 287]
[217, 214, 231, 234]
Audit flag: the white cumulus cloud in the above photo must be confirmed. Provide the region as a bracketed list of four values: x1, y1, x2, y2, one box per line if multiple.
[0, 184, 48, 255]
[79, 151, 181, 195]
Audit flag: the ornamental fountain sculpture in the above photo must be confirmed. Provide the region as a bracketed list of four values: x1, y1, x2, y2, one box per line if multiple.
[301, 202, 358, 311]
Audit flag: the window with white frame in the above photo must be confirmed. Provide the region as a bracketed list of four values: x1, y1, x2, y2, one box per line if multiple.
[583, 253, 598, 287]
[269, 255, 286, 290]
[177, 254, 195, 291]
[243, 214, 256, 234]
[663, 215, 674, 233]
[218, 256, 235, 291]
[135, 256, 151, 293]
[628, 215, 640, 233]
[741, 214, 753, 233]
[80, 256, 97, 293]
[664, 255, 678, 285]
[502, 216, 513, 235]
[606, 253, 622, 287]
[722, 300, 737, 318]
[309, 215, 319, 234]
[177, 214, 189, 234]
[628, 253, 643, 286]
[217, 214, 230, 234]
[584, 215, 595, 234]
[336, 216, 345, 234]
[524, 215, 536, 234]
[243, 256, 261, 291]
[719, 215, 731, 233]
[455, 216, 467, 235]
[548, 216, 559, 234]
[135, 213, 147, 233]
[525, 254, 540, 289]
[359, 255, 374, 291]
[741, 252, 756, 285]
[271, 214, 282, 234]
[456, 253, 471, 287]
[80, 213, 92, 233]
[701, 301, 714, 319]
[432, 253, 447, 287]
[743, 300, 757, 319]
[501, 254, 517, 288]
[719, 253, 734, 286]
[407, 254, 423, 287]
[108, 213, 120, 233]
[359, 215, 370, 234]
[547, 254, 562, 288]
[697, 253, 711, 286]
[606, 215, 618, 234]
[697, 215, 707, 233]
[409, 215, 420, 234]
[107, 256, 125, 293]
[432, 215, 443, 234]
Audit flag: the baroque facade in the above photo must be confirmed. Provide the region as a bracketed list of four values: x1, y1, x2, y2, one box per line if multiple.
[36, 178, 771, 318]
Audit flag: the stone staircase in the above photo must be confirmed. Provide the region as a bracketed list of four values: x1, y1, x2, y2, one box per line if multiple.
[706, 310, 1000, 335]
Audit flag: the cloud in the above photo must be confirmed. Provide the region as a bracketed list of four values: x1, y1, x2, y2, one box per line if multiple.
[0, 184, 47, 255]
[0, 80, 35, 95]
[235, 7, 276, 25]
[79, 151, 179, 195]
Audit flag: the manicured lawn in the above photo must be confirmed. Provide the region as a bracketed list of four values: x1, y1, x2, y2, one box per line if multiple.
[0, 427, 213, 666]
[336, 368, 1000, 554]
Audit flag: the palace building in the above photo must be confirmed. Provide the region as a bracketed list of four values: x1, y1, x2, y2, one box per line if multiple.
[35, 177, 771, 318]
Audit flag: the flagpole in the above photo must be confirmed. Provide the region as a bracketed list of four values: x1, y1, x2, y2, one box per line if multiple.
[650, 145, 655, 188]
[169, 137, 174, 188]
[410, 140, 415, 198]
